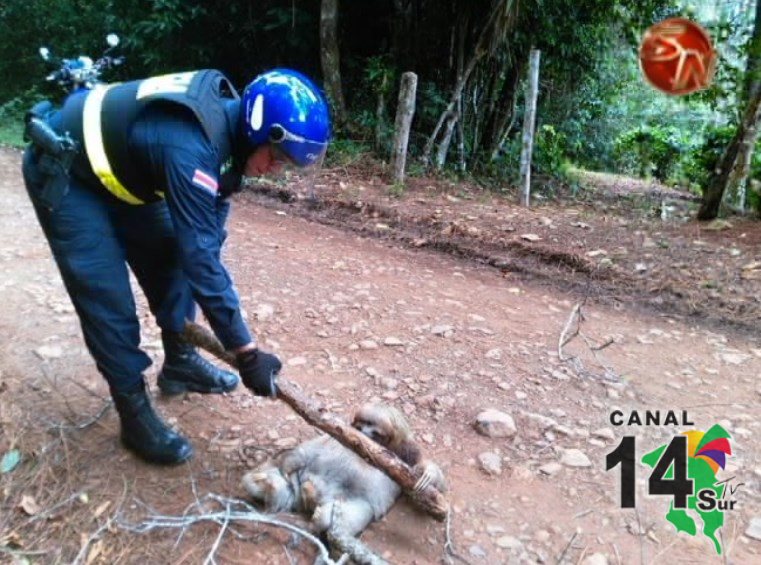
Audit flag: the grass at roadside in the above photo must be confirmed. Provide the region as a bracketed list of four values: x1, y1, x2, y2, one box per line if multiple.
[0, 120, 25, 148]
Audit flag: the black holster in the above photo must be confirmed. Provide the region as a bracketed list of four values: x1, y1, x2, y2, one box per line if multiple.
[24, 101, 79, 211]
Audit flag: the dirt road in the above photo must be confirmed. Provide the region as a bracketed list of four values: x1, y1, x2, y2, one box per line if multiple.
[1, 147, 760, 564]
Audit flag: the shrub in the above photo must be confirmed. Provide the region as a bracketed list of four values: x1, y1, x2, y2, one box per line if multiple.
[533, 124, 569, 177]
[613, 125, 683, 181]
[749, 179, 761, 215]
[678, 124, 735, 189]
[677, 124, 761, 213]
[324, 138, 373, 168]
[0, 90, 41, 147]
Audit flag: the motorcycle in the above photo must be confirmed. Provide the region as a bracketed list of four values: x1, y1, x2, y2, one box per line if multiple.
[39, 33, 124, 93]
[24, 34, 124, 210]
[27, 32, 125, 141]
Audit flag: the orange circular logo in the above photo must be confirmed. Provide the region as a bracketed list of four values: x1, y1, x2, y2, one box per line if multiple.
[639, 17, 716, 95]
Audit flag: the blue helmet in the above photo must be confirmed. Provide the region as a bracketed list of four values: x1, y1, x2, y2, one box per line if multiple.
[241, 69, 331, 167]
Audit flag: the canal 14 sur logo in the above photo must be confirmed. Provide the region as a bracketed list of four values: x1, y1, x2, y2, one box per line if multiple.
[605, 409, 740, 555]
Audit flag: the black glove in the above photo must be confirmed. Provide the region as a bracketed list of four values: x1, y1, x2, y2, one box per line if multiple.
[237, 348, 282, 397]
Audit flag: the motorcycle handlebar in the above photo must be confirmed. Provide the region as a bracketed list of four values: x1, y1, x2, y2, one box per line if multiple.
[38, 34, 123, 91]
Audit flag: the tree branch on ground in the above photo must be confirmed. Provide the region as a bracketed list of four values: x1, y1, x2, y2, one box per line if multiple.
[557, 300, 621, 383]
[117, 494, 339, 564]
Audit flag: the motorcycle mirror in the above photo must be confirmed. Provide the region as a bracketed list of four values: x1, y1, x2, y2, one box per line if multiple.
[106, 34, 120, 48]
[39, 47, 50, 61]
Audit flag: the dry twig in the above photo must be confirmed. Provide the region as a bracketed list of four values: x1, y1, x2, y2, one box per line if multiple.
[557, 301, 621, 383]
[575, 545, 589, 565]
[71, 478, 129, 565]
[556, 531, 578, 564]
[118, 493, 337, 565]
[203, 507, 230, 565]
[29, 489, 87, 523]
[46, 400, 112, 432]
[0, 547, 49, 557]
[611, 543, 621, 565]
[443, 507, 472, 565]
[558, 302, 583, 361]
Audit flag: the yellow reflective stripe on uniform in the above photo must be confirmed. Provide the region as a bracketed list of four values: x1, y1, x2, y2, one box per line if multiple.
[82, 84, 145, 205]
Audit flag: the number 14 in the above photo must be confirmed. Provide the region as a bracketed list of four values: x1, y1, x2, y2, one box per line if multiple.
[606, 436, 694, 508]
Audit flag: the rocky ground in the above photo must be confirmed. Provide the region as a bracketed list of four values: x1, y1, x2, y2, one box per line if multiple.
[1, 146, 760, 564]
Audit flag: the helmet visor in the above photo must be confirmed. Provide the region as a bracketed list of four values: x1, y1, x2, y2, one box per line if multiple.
[289, 147, 325, 201]
[242, 142, 326, 199]
[269, 124, 328, 167]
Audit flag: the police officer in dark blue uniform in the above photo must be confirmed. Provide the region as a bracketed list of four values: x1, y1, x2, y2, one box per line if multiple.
[22, 69, 330, 464]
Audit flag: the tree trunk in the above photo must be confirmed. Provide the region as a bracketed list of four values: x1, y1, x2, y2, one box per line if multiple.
[744, 0, 761, 102]
[375, 73, 388, 153]
[182, 321, 449, 521]
[725, 132, 755, 212]
[320, 0, 348, 130]
[486, 61, 524, 160]
[698, 0, 761, 219]
[491, 84, 520, 161]
[391, 0, 413, 67]
[434, 26, 466, 170]
[697, 89, 761, 219]
[435, 111, 459, 169]
[477, 57, 503, 153]
[519, 49, 541, 207]
[456, 96, 466, 172]
[471, 80, 483, 163]
[421, 1, 506, 165]
[391, 72, 418, 185]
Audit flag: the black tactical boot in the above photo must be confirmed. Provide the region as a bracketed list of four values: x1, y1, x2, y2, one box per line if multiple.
[157, 331, 239, 395]
[112, 381, 193, 464]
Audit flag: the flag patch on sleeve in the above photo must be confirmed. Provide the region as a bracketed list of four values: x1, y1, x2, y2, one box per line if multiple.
[191, 169, 218, 194]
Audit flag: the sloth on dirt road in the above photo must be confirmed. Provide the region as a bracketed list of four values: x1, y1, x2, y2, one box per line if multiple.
[242, 403, 446, 536]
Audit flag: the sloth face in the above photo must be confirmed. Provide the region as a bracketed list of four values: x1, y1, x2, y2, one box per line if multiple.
[353, 418, 390, 447]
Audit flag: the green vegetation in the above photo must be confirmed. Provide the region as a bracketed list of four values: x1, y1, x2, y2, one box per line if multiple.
[0, 121, 24, 148]
[0, 97, 29, 147]
[0, 1, 758, 215]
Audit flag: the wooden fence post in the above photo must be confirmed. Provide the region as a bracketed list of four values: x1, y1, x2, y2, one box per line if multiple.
[391, 72, 418, 185]
[519, 49, 541, 207]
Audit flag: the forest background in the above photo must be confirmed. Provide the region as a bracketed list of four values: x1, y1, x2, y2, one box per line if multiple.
[0, 0, 757, 218]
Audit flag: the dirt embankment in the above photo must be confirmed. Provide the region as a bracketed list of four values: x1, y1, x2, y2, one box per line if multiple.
[245, 164, 761, 336]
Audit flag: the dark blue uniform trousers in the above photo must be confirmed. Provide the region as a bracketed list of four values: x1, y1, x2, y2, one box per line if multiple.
[22, 148, 195, 393]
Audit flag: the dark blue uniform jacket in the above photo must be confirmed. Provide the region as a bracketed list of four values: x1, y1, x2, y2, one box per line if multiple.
[126, 102, 250, 350]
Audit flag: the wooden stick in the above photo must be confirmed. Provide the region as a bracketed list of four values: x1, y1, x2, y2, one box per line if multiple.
[182, 321, 449, 522]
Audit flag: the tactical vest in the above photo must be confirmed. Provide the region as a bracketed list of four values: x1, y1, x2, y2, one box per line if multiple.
[58, 69, 239, 204]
